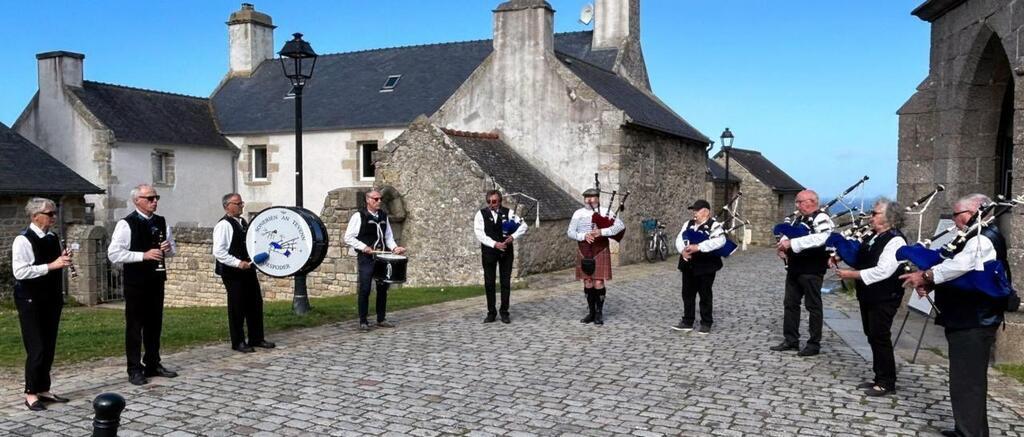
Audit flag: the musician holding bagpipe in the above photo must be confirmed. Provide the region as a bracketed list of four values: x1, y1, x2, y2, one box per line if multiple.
[474, 190, 529, 324]
[770, 189, 835, 357]
[566, 186, 626, 326]
[830, 198, 908, 397]
[671, 199, 727, 334]
[898, 193, 1015, 437]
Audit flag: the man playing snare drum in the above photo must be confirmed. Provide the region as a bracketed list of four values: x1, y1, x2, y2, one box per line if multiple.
[343, 190, 406, 332]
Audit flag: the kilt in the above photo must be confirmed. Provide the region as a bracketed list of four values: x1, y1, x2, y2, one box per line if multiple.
[575, 247, 612, 280]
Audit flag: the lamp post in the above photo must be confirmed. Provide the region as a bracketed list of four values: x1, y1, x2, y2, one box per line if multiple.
[279, 32, 318, 315]
[720, 127, 735, 202]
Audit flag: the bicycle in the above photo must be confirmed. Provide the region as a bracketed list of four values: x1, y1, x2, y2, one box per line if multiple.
[642, 218, 668, 262]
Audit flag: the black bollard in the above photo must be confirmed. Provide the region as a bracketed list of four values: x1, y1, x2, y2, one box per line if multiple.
[92, 392, 126, 437]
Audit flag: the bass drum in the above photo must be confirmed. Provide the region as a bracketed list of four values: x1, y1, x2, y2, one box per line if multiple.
[245, 206, 329, 278]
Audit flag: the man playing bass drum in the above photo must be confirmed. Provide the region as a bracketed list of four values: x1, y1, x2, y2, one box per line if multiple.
[672, 199, 725, 334]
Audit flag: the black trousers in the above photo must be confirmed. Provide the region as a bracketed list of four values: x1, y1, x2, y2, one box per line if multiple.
[482, 249, 514, 316]
[357, 254, 389, 323]
[783, 272, 823, 348]
[945, 325, 997, 437]
[15, 295, 63, 394]
[222, 273, 266, 347]
[858, 298, 900, 389]
[124, 282, 165, 374]
[681, 269, 715, 327]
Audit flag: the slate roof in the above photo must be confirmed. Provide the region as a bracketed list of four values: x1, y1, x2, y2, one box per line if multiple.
[560, 55, 710, 144]
[0, 122, 103, 195]
[707, 159, 739, 183]
[715, 148, 803, 192]
[70, 81, 230, 149]
[442, 129, 581, 220]
[212, 30, 706, 144]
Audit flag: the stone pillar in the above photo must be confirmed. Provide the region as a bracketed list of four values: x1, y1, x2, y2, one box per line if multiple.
[65, 224, 107, 306]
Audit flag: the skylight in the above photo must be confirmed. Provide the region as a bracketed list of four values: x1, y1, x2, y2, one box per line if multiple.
[380, 75, 402, 92]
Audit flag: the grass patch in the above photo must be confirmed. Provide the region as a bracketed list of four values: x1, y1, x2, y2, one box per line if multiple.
[0, 285, 483, 369]
[996, 364, 1024, 384]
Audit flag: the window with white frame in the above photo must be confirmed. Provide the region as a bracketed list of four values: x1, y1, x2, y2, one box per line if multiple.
[152, 150, 174, 186]
[360, 142, 379, 181]
[251, 145, 268, 181]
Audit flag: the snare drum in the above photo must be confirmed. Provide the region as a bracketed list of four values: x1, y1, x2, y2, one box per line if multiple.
[373, 253, 408, 284]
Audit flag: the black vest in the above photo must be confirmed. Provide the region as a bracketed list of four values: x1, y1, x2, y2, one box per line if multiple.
[356, 208, 389, 251]
[13, 228, 63, 300]
[480, 207, 514, 256]
[122, 211, 167, 286]
[852, 229, 905, 304]
[934, 228, 1007, 330]
[678, 218, 724, 275]
[215, 215, 253, 279]
[786, 211, 830, 275]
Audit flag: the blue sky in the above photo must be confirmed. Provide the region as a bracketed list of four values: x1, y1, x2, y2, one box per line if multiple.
[0, 1, 928, 198]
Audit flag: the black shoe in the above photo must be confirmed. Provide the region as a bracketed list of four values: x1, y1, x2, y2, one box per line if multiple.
[376, 320, 396, 328]
[359, 322, 371, 332]
[671, 321, 694, 332]
[484, 314, 497, 323]
[697, 325, 711, 335]
[855, 381, 876, 390]
[37, 393, 69, 403]
[863, 385, 894, 397]
[144, 365, 179, 378]
[24, 399, 46, 411]
[770, 342, 799, 352]
[797, 347, 820, 357]
[129, 373, 148, 386]
[594, 312, 604, 325]
[233, 343, 256, 353]
[580, 313, 595, 323]
[940, 429, 963, 437]
[252, 340, 276, 349]
[500, 314, 511, 324]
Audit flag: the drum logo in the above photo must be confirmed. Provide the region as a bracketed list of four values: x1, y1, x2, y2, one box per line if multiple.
[246, 208, 320, 278]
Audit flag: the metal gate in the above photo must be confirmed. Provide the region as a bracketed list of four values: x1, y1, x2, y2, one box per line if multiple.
[98, 239, 124, 303]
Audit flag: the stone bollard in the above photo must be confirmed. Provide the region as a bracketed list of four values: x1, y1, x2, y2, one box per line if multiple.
[92, 392, 126, 437]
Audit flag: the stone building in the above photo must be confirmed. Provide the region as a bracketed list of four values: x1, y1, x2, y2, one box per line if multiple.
[13, 52, 235, 228]
[0, 122, 102, 299]
[898, 0, 1024, 362]
[711, 148, 803, 246]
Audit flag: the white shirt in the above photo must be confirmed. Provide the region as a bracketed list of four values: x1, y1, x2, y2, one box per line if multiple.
[858, 234, 907, 285]
[107, 209, 177, 264]
[675, 218, 726, 253]
[789, 212, 835, 253]
[343, 209, 398, 252]
[567, 207, 625, 241]
[212, 216, 246, 268]
[474, 208, 528, 248]
[11, 223, 54, 280]
[932, 233, 997, 284]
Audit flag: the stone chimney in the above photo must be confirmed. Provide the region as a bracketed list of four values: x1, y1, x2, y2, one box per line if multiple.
[592, 0, 639, 49]
[227, 3, 276, 77]
[493, 0, 555, 56]
[36, 51, 84, 99]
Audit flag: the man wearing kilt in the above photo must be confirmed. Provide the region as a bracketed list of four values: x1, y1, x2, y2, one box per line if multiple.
[567, 188, 624, 325]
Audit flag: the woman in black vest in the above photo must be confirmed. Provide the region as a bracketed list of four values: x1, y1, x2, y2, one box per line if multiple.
[10, 198, 72, 410]
[834, 198, 906, 397]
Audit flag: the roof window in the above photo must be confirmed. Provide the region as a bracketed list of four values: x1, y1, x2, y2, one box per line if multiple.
[380, 75, 402, 92]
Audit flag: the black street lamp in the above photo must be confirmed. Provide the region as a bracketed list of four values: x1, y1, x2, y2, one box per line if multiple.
[279, 32, 318, 315]
[720, 128, 735, 203]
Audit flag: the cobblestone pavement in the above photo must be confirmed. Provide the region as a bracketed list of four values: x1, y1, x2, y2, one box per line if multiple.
[2, 249, 1023, 436]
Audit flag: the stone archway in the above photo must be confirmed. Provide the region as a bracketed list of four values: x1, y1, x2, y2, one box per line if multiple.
[957, 28, 1014, 239]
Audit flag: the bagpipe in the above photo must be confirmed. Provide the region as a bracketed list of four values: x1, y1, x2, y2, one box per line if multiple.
[683, 192, 748, 258]
[500, 193, 538, 238]
[895, 194, 1024, 298]
[773, 175, 870, 241]
[579, 174, 629, 274]
[826, 183, 944, 267]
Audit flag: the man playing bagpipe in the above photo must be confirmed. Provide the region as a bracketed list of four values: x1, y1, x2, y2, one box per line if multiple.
[567, 188, 625, 326]
[831, 198, 907, 397]
[671, 199, 728, 334]
[771, 189, 835, 357]
[474, 190, 528, 324]
[900, 194, 1015, 437]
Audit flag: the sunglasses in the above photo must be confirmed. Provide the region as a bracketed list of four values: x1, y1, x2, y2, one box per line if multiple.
[488, 199, 501, 204]
[140, 195, 161, 201]
[368, 197, 382, 201]
[228, 201, 245, 206]
[37, 211, 57, 217]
